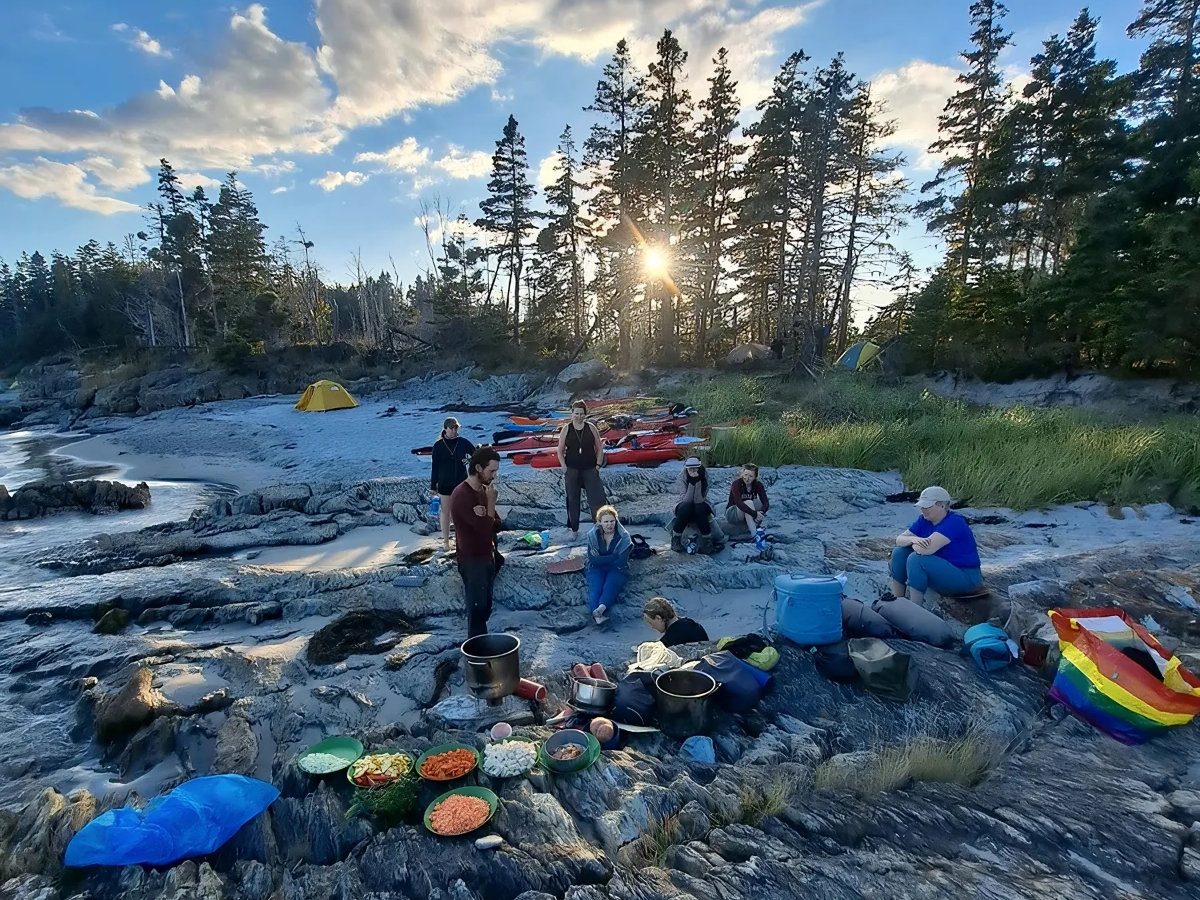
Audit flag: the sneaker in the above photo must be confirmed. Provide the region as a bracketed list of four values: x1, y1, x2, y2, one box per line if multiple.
[593, 604, 608, 625]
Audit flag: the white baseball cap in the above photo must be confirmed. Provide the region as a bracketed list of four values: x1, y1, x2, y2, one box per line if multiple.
[915, 486, 952, 508]
[684, 457, 701, 467]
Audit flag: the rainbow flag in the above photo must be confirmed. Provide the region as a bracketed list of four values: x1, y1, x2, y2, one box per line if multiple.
[1047, 608, 1200, 745]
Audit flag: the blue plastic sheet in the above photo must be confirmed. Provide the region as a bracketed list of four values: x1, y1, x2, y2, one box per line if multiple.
[65, 775, 279, 868]
[681, 735, 716, 764]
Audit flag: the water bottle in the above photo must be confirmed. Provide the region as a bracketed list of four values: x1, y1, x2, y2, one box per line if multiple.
[755, 526, 766, 552]
[540, 529, 551, 549]
[429, 495, 440, 517]
[686, 536, 698, 555]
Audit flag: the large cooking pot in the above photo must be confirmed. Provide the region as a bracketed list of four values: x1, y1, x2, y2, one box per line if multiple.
[655, 668, 718, 740]
[570, 676, 616, 714]
[460, 633, 521, 701]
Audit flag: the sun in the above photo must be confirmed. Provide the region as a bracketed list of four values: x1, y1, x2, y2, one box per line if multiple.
[643, 246, 670, 279]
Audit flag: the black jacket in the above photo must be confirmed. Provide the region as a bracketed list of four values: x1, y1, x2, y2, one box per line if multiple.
[431, 436, 475, 494]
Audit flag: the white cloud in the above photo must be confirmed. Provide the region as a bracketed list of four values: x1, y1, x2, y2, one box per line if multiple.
[173, 172, 222, 192]
[0, 4, 338, 213]
[0, 158, 142, 214]
[434, 145, 492, 180]
[356, 137, 491, 189]
[270, 185, 289, 194]
[78, 155, 150, 191]
[490, 87, 515, 104]
[355, 137, 430, 173]
[537, 150, 562, 190]
[314, 170, 369, 191]
[871, 60, 962, 170]
[112, 23, 172, 58]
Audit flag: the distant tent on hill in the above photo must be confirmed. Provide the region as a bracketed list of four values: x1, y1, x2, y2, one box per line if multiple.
[295, 380, 357, 412]
[726, 343, 772, 365]
[835, 341, 881, 371]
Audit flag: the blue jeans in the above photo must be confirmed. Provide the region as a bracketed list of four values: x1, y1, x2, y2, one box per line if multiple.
[586, 566, 627, 612]
[890, 547, 983, 596]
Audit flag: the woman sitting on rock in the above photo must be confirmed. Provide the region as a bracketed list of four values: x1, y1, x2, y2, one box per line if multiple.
[891, 486, 983, 602]
[642, 597, 709, 648]
[586, 504, 631, 625]
[726, 462, 770, 530]
[670, 457, 715, 554]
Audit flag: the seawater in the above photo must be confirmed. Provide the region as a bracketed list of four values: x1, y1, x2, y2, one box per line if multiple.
[0, 430, 235, 592]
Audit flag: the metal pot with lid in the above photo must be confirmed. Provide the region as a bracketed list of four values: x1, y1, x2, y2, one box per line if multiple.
[460, 633, 521, 702]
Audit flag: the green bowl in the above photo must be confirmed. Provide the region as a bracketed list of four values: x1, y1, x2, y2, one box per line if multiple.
[423, 786, 499, 836]
[415, 742, 481, 781]
[297, 736, 364, 775]
[480, 736, 539, 778]
[539, 731, 601, 774]
[345, 748, 416, 786]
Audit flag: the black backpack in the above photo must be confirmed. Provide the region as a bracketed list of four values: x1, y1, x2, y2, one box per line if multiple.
[629, 534, 656, 560]
[612, 671, 657, 726]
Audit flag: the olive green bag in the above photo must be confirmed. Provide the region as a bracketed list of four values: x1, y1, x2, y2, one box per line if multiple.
[848, 638, 917, 702]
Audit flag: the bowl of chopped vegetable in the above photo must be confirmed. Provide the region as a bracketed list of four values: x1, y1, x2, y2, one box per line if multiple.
[423, 786, 498, 836]
[481, 737, 538, 778]
[346, 750, 415, 787]
[416, 743, 480, 781]
[298, 736, 364, 775]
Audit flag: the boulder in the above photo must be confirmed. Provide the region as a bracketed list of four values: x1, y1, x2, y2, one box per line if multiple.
[93, 668, 167, 744]
[0, 480, 151, 520]
[0, 788, 95, 882]
[92, 608, 129, 635]
[556, 359, 613, 392]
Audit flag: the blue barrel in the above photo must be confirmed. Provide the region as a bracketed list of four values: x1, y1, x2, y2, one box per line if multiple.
[773, 574, 843, 646]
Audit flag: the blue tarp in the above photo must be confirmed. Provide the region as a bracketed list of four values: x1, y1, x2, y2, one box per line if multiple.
[65, 775, 279, 868]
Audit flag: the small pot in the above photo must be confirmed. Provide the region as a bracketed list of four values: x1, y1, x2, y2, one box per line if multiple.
[570, 676, 616, 714]
[461, 633, 521, 701]
[655, 668, 718, 740]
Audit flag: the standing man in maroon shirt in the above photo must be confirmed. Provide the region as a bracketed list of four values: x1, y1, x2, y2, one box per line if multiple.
[450, 446, 503, 638]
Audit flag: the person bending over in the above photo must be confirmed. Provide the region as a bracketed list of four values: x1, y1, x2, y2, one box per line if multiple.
[670, 457, 714, 554]
[891, 486, 983, 603]
[557, 400, 609, 539]
[430, 416, 475, 551]
[585, 504, 631, 625]
[726, 463, 770, 530]
[642, 596, 709, 648]
[450, 447, 503, 638]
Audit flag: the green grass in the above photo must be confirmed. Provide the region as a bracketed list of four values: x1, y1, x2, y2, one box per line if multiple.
[682, 374, 1200, 511]
[813, 733, 1002, 798]
[632, 814, 681, 868]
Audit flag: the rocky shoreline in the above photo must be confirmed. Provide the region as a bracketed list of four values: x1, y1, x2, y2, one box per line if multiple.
[0, 454, 1197, 898]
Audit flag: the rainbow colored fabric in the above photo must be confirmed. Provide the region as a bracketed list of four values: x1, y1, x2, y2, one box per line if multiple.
[1048, 608, 1200, 745]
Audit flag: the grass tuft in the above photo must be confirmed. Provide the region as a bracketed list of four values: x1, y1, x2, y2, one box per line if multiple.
[684, 374, 1200, 511]
[813, 732, 1002, 798]
[631, 814, 681, 868]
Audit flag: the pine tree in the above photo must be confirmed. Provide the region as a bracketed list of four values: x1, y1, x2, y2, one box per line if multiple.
[634, 30, 694, 353]
[584, 39, 648, 366]
[475, 114, 539, 340]
[735, 51, 808, 343]
[537, 125, 590, 346]
[208, 172, 269, 339]
[687, 47, 745, 360]
[917, 0, 1013, 282]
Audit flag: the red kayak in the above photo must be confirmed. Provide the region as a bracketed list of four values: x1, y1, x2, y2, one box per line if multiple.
[529, 446, 684, 468]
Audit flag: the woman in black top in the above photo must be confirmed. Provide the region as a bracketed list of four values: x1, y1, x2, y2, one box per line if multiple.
[556, 400, 609, 538]
[642, 596, 709, 648]
[430, 417, 476, 550]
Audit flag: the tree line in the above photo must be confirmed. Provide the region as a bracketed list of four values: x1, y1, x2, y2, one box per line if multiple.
[867, 0, 1200, 378]
[3, 0, 1198, 378]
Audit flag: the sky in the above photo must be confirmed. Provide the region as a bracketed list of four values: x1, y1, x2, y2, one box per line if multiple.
[0, 1, 1152, 320]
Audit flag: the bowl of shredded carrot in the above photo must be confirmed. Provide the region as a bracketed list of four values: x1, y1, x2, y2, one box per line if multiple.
[423, 786, 498, 836]
[415, 743, 480, 781]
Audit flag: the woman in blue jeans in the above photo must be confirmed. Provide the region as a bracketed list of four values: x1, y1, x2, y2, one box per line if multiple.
[891, 486, 983, 601]
[586, 504, 631, 625]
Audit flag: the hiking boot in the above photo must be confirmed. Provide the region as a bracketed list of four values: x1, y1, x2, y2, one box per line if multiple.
[697, 533, 715, 555]
[670, 532, 685, 553]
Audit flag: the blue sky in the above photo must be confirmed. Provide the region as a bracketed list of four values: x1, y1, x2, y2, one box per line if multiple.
[0, 1, 1149, 316]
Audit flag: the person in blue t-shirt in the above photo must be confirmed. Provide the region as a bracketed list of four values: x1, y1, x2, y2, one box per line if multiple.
[890, 486, 983, 602]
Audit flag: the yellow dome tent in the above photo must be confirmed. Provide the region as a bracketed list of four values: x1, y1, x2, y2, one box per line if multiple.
[295, 380, 358, 412]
